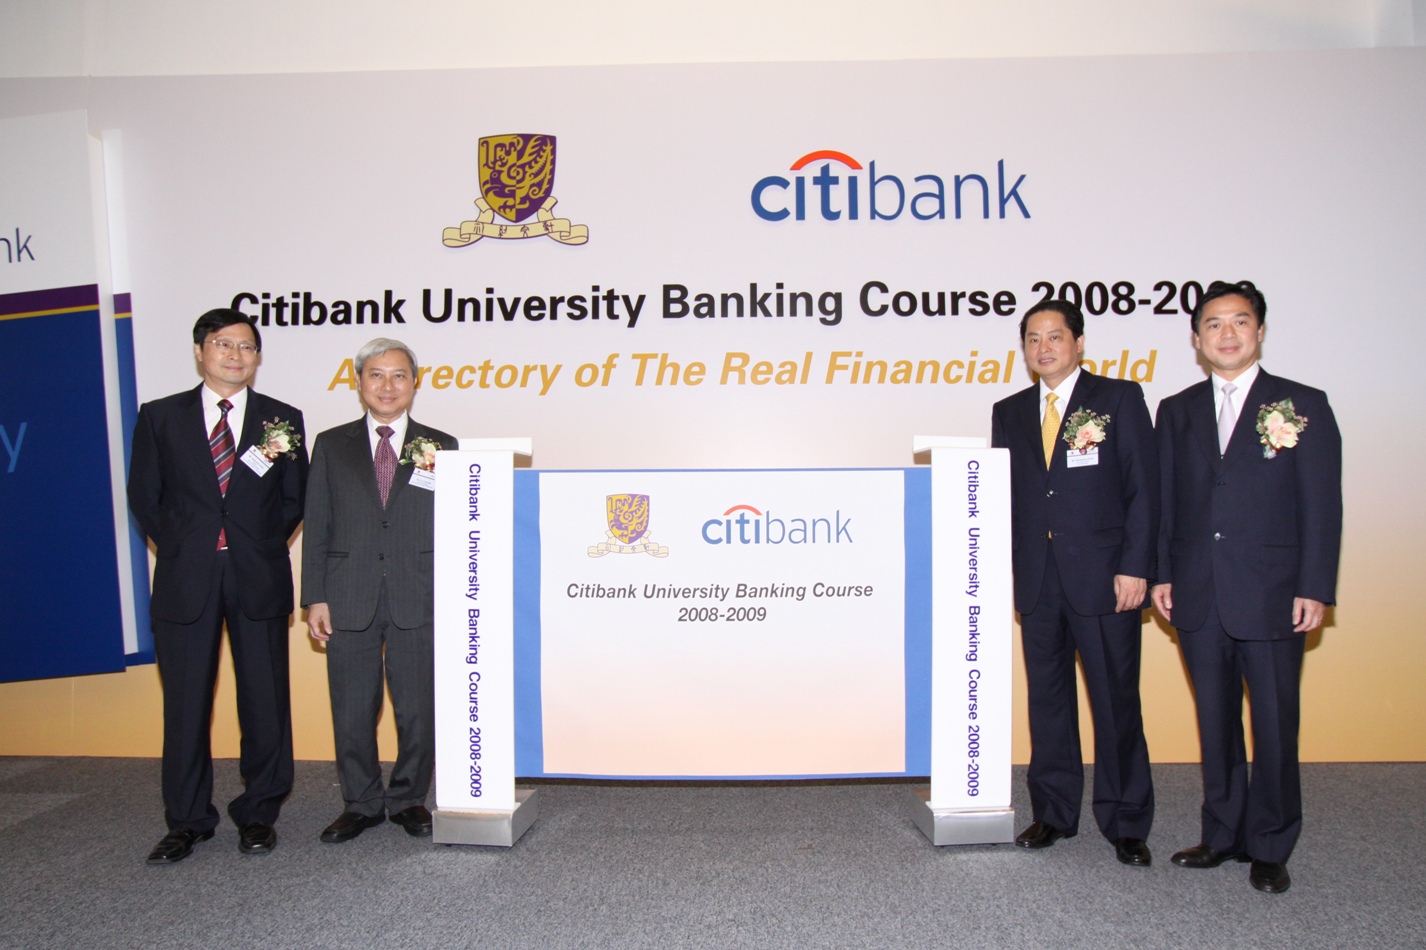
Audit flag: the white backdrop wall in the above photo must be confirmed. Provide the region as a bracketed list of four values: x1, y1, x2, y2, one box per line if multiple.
[1, 5, 1423, 766]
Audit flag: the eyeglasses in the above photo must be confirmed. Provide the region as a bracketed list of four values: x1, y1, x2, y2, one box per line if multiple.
[207, 338, 259, 356]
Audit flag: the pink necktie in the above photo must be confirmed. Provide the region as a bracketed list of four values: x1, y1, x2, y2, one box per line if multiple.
[375, 425, 397, 508]
[1217, 382, 1237, 456]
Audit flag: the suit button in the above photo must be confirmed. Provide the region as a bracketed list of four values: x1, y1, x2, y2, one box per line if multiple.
[1047, 490, 1055, 496]
[1213, 532, 1222, 541]
[1215, 481, 1226, 487]
[378, 553, 386, 560]
[382, 521, 390, 528]
[220, 509, 228, 518]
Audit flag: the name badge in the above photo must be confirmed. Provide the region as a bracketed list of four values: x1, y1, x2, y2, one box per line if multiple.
[409, 467, 436, 491]
[240, 445, 274, 476]
[1065, 446, 1100, 469]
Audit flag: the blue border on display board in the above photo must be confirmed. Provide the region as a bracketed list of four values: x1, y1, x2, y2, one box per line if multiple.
[513, 469, 545, 776]
[511, 468, 934, 780]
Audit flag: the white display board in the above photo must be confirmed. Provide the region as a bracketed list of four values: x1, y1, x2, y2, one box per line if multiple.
[537, 469, 906, 777]
[928, 444, 1013, 825]
[433, 449, 518, 812]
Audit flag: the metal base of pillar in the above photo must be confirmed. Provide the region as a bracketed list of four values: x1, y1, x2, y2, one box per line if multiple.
[908, 786, 1014, 846]
[433, 788, 539, 847]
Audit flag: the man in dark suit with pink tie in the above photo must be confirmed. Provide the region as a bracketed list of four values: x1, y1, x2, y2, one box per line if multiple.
[1153, 281, 1342, 894]
[128, 308, 308, 863]
[991, 299, 1158, 868]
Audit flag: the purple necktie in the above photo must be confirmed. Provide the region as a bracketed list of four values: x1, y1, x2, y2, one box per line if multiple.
[210, 399, 234, 549]
[375, 425, 397, 508]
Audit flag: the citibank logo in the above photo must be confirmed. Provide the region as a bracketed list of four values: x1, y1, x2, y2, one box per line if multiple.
[701, 504, 854, 545]
[750, 150, 1030, 223]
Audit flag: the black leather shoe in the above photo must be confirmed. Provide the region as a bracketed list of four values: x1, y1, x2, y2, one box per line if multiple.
[1015, 821, 1075, 849]
[1249, 860, 1291, 894]
[320, 811, 386, 843]
[1171, 844, 1250, 869]
[146, 828, 214, 864]
[390, 805, 433, 838]
[237, 822, 277, 854]
[1113, 837, 1152, 867]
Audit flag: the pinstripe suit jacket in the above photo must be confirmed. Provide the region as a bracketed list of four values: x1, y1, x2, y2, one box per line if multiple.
[301, 416, 457, 631]
[1154, 370, 1342, 638]
[128, 385, 308, 624]
[990, 371, 1158, 617]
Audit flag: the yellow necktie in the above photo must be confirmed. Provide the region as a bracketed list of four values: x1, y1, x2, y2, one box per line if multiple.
[1042, 393, 1060, 469]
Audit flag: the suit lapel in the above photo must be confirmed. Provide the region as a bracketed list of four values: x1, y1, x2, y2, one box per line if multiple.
[182, 386, 223, 498]
[225, 389, 280, 498]
[1045, 371, 1094, 478]
[1016, 386, 1050, 481]
[237, 390, 265, 458]
[1222, 370, 1278, 470]
[343, 419, 384, 510]
[1186, 381, 1221, 473]
[384, 422, 415, 509]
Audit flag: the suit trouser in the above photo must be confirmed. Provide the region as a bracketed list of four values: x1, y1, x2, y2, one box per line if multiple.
[1177, 602, 1305, 864]
[325, 582, 435, 817]
[1021, 552, 1154, 840]
[152, 550, 295, 833]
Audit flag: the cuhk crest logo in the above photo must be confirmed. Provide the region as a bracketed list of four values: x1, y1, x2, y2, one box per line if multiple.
[588, 494, 669, 558]
[443, 134, 589, 246]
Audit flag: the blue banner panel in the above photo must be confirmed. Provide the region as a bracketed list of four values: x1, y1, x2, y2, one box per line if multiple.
[113, 293, 153, 664]
[903, 467, 932, 776]
[0, 285, 127, 682]
[513, 468, 544, 776]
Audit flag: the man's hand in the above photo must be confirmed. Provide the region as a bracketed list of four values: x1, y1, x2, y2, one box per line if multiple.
[1114, 575, 1148, 613]
[1293, 597, 1326, 633]
[1150, 583, 1172, 623]
[307, 603, 333, 642]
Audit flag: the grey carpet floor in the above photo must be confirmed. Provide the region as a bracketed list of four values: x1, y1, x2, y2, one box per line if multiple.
[0, 758, 1421, 949]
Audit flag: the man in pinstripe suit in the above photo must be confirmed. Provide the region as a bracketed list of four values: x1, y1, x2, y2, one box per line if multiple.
[130, 309, 308, 863]
[302, 338, 457, 842]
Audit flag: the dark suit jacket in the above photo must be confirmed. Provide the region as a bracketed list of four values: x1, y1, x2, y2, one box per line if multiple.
[1155, 369, 1342, 638]
[991, 371, 1159, 617]
[128, 385, 308, 624]
[301, 417, 457, 631]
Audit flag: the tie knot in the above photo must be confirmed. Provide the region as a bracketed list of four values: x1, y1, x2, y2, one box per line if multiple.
[1222, 382, 1237, 398]
[218, 399, 232, 415]
[1045, 393, 1058, 407]
[376, 425, 394, 440]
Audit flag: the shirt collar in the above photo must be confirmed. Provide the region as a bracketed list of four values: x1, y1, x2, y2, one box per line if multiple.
[1212, 362, 1260, 396]
[367, 412, 409, 441]
[1039, 366, 1082, 403]
[202, 384, 248, 413]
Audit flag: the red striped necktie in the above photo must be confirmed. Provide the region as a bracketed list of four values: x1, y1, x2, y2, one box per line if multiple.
[211, 398, 235, 549]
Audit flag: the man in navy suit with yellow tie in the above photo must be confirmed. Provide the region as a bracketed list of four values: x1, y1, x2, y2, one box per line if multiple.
[1153, 281, 1342, 894]
[991, 299, 1158, 867]
[128, 308, 308, 863]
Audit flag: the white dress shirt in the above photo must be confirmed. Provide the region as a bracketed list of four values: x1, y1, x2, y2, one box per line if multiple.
[1039, 367, 1082, 424]
[366, 412, 409, 460]
[202, 384, 248, 443]
[1210, 362, 1261, 431]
